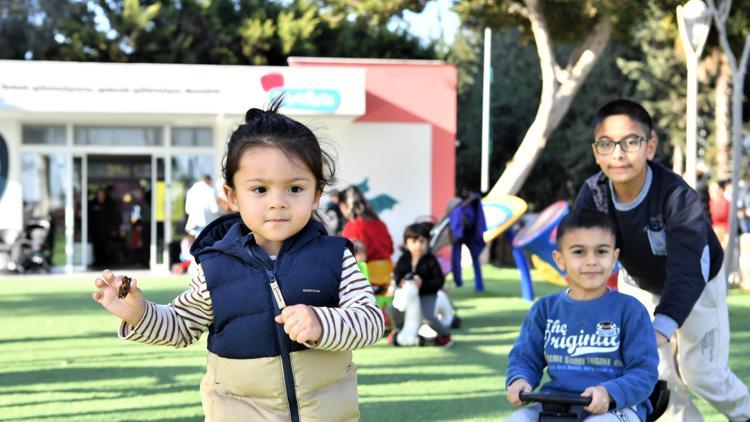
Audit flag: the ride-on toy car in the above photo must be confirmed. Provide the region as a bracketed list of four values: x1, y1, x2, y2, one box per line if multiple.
[519, 380, 669, 422]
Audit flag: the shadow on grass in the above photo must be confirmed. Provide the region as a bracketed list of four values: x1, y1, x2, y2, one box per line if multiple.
[0, 365, 203, 388]
[0, 383, 198, 409]
[0, 331, 113, 345]
[0, 401, 202, 422]
[1, 290, 184, 317]
[360, 389, 502, 420]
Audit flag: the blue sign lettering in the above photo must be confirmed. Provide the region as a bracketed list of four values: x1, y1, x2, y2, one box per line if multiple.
[269, 88, 341, 113]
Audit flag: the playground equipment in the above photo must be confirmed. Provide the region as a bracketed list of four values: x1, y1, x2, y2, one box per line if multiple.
[510, 201, 569, 300]
[430, 194, 527, 292]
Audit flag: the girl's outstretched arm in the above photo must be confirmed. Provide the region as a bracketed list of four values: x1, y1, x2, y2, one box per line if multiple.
[311, 249, 385, 351]
[115, 267, 214, 348]
[93, 270, 146, 327]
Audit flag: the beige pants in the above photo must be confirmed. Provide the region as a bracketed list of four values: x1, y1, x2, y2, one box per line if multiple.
[618, 268, 750, 421]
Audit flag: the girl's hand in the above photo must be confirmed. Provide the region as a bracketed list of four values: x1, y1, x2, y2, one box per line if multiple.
[506, 378, 532, 406]
[581, 385, 611, 414]
[92, 270, 146, 327]
[275, 304, 322, 344]
[413, 275, 423, 288]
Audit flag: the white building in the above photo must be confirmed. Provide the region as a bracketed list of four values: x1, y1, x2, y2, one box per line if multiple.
[0, 58, 456, 273]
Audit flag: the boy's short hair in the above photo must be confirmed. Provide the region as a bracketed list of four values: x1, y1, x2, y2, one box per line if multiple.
[556, 209, 616, 247]
[352, 240, 367, 256]
[403, 222, 431, 243]
[592, 99, 653, 137]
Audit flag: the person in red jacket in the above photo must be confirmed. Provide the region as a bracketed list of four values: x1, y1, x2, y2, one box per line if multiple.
[339, 186, 393, 261]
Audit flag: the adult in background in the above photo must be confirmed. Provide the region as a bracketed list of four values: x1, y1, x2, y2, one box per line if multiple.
[184, 175, 219, 237]
[340, 185, 393, 261]
[89, 187, 120, 269]
[339, 186, 393, 293]
[709, 179, 730, 247]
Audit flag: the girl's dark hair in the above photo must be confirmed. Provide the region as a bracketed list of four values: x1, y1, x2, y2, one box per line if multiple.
[591, 99, 653, 136]
[340, 185, 379, 220]
[555, 209, 616, 246]
[403, 222, 431, 244]
[222, 95, 335, 190]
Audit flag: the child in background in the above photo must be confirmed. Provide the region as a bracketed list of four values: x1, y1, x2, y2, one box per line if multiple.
[506, 209, 658, 422]
[388, 222, 453, 347]
[92, 98, 384, 421]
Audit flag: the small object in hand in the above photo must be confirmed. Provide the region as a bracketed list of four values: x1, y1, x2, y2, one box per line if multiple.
[118, 276, 131, 299]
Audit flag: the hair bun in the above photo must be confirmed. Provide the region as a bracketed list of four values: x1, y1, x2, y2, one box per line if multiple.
[245, 108, 266, 123]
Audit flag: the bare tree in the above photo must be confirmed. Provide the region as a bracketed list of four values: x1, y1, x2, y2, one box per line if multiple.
[706, 0, 750, 274]
[485, 0, 613, 197]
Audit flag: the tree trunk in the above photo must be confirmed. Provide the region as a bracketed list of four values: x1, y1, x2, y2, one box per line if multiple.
[715, 51, 731, 180]
[487, 1, 613, 198]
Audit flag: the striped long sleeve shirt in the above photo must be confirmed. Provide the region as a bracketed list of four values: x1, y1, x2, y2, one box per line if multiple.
[119, 249, 385, 351]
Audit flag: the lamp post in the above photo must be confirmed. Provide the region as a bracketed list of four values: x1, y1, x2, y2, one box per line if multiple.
[481, 27, 491, 194]
[677, 0, 711, 188]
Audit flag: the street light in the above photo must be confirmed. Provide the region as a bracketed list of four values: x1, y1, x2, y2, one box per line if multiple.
[677, 0, 711, 188]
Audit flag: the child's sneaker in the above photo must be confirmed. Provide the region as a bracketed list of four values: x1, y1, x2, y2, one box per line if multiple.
[435, 335, 453, 348]
[386, 330, 398, 346]
[450, 315, 461, 329]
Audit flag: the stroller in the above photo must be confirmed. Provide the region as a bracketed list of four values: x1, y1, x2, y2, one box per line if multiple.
[0, 217, 54, 274]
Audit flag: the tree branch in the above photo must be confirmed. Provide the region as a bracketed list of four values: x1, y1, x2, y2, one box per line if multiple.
[507, 1, 530, 19]
[739, 35, 750, 74]
[707, 0, 739, 72]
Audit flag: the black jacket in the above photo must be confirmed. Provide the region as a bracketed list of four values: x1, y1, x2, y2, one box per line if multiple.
[393, 250, 445, 296]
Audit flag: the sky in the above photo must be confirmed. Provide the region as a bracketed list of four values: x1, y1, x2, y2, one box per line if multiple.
[397, 0, 461, 45]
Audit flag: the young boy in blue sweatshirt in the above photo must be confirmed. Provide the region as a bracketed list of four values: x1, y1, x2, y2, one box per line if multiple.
[505, 209, 658, 422]
[575, 99, 750, 421]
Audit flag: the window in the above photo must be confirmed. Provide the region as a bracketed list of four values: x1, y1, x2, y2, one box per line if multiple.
[22, 125, 66, 145]
[172, 128, 212, 147]
[74, 126, 163, 146]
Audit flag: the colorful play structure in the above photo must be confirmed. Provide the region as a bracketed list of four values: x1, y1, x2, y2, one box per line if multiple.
[431, 193, 566, 299]
[432, 191, 612, 300]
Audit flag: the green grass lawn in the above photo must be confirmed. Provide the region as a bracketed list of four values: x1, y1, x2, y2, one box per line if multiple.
[2, 266, 750, 421]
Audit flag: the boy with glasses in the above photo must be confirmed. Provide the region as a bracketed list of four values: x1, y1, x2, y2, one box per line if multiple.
[574, 99, 750, 421]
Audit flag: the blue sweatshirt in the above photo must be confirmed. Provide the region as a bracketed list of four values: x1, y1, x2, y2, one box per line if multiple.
[506, 289, 659, 421]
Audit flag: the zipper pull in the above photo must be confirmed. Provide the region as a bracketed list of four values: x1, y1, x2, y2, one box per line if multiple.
[270, 280, 287, 310]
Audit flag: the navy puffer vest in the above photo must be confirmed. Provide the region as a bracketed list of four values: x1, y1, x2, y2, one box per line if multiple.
[191, 214, 345, 359]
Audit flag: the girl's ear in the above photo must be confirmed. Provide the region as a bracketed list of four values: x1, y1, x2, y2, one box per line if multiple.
[313, 189, 322, 210]
[224, 185, 238, 211]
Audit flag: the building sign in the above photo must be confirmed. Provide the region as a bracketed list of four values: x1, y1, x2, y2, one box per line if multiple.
[260, 72, 341, 113]
[0, 61, 365, 116]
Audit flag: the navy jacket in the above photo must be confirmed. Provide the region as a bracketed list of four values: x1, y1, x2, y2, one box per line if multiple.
[575, 161, 723, 327]
[190, 213, 346, 358]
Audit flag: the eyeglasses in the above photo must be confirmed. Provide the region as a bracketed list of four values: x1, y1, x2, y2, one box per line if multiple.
[592, 135, 647, 155]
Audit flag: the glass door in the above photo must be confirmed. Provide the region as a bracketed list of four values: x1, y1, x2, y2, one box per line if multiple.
[85, 154, 151, 270]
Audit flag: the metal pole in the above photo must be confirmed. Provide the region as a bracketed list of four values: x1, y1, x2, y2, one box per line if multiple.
[677, 0, 710, 189]
[685, 56, 698, 188]
[480, 27, 491, 194]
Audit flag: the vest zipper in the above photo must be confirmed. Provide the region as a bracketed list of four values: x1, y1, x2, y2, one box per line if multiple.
[246, 246, 300, 422]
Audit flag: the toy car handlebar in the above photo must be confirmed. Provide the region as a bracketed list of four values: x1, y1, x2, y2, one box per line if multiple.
[519, 391, 592, 406]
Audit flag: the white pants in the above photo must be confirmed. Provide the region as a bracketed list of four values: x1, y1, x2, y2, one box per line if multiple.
[506, 403, 640, 421]
[618, 267, 750, 421]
